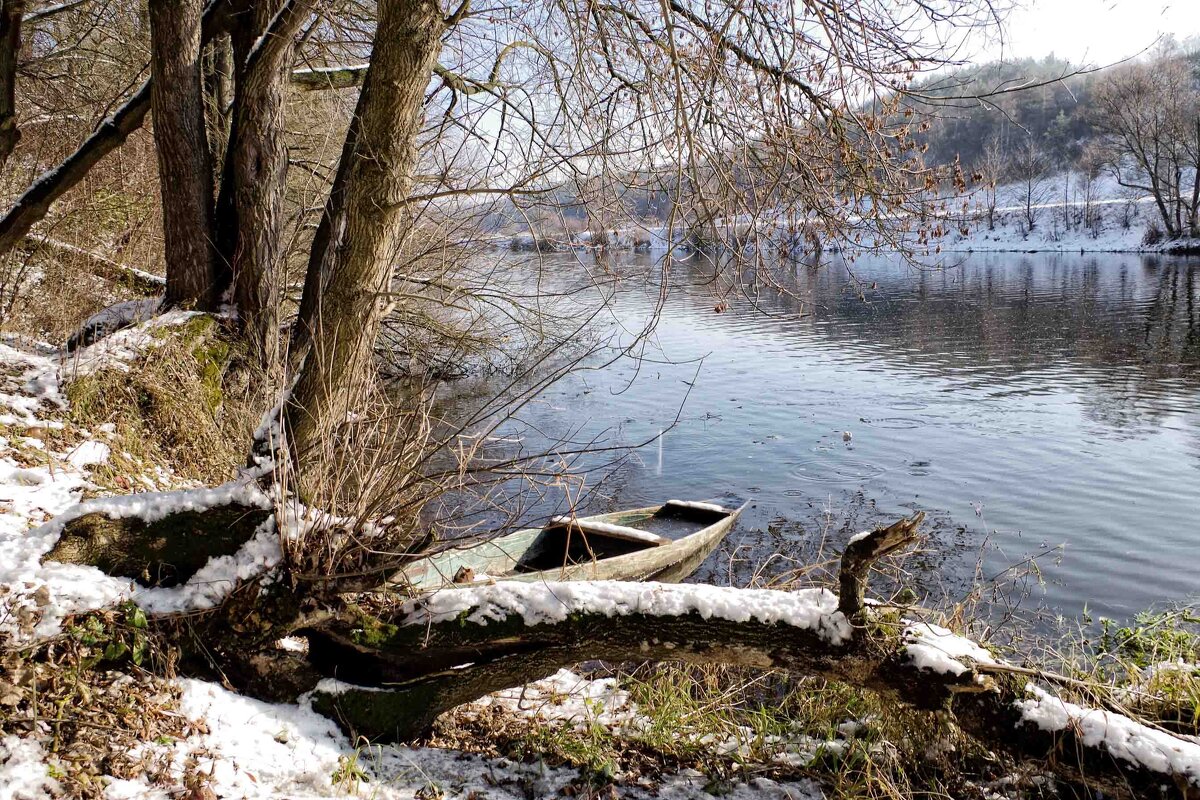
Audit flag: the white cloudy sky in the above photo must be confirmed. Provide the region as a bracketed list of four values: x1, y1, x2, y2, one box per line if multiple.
[972, 0, 1200, 64]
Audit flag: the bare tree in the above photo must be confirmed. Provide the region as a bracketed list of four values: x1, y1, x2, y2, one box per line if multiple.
[1094, 55, 1200, 239]
[0, 0, 21, 168]
[285, 0, 446, 480]
[148, 0, 218, 308]
[1011, 135, 1049, 232]
[977, 135, 1004, 231]
[1079, 143, 1105, 235]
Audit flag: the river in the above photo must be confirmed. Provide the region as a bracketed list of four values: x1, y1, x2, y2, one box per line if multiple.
[446, 250, 1200, 623]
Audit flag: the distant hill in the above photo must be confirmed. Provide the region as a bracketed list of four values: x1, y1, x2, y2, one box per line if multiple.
[908, 45, 1200, 175]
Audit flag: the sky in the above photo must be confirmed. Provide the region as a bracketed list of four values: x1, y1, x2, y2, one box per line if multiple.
[970, 0, 1200, 65]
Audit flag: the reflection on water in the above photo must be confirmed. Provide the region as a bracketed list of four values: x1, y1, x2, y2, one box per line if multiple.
[455, 251, 1200, 621]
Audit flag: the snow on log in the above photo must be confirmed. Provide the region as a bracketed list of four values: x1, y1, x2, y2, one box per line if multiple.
[45, 501, 272, 587]
[64, 297, 164, 352]
[401, 580, 854, 643]
[22, 236, 166, 298]
[305, 576, 1200, 798]
[40, 478, 272, 586]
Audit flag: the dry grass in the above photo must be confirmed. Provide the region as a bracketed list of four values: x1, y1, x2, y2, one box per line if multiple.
[62, 315, 262, 489]
[429, 660, 1030, 800]
[0, 604, 189, 800]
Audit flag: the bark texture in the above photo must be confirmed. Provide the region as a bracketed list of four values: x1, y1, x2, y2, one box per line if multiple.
[0, 0, 22, 169]
[202, 33, 234, 181]
[222, 0, 313, 369]
[285, 0, 445, 478]
[149, 0, 218, 308]
[288, 113, 358, 372]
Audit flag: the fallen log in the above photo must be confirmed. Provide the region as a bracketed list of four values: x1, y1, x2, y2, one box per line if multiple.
[21, 235, 166, 295]
[301, 518, 1200, 800]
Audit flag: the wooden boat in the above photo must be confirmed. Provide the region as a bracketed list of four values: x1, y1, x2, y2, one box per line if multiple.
[396, 499, 747, 591]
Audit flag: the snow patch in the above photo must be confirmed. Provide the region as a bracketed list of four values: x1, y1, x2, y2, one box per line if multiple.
[903, 622, 996, 676]
[404, 581, 854, 644]
[65, 439, 110, 469]
[0, 735, 60, 799]
[60, 309, 203, 377]
[1016, 683, 1200, 787]
[468, 668, 641, 730]
[138, 517, 281, 614]
[846, 530, 871, 546]
[111, 679, 827, 799]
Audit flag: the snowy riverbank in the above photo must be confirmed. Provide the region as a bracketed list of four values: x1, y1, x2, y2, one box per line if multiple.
[2, 314, 1196, 800]
[0, 320, 834, 799]
[491, 172, 1200, 256]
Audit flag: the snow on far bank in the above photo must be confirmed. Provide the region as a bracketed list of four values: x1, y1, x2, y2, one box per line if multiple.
[493, 171, 1200, 256]
[404, 581, 854, 645]
[927, 172, 1200, 255]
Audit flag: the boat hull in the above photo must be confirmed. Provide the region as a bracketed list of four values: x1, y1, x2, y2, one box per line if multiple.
[397, 502, 745, 591]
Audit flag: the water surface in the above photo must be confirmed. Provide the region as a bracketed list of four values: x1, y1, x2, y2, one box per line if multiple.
[455, 251, 1200, 622]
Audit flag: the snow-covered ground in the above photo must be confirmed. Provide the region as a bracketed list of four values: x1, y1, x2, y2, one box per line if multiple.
[496, 172, 1200, 255]
[8, 674, 827, 800]
[932, 172, 1198, 254]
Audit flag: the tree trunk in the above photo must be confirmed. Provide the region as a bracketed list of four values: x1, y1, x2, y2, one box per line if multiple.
[149, 0, 219, 308]
[0, 0, 22, 170]
[285, 0, 444, 480]
[289, 113, 359, 373]
[203, 34, 234, 188]
[1189, 118, 1200, 238]
[222, 0, 313, 370]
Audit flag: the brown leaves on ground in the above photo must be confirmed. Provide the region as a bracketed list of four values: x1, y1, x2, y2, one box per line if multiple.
[0, 642, 191, 798]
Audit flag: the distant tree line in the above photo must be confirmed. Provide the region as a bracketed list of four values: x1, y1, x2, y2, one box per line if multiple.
[913, 38, 1200, 239]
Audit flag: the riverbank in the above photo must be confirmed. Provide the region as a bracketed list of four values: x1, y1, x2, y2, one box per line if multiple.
[0, 311, 1196, 800]
[490, 173, 1200, 256]
[0, 321, 858, 799]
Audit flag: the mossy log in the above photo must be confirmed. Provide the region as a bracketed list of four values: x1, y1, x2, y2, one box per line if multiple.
[307, 603, 1199, 800]
[45, 502, 270, 586]
[300, 519, 1200, 800]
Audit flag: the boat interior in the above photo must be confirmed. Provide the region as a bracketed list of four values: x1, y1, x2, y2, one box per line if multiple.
[513, 500, 729, 573]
